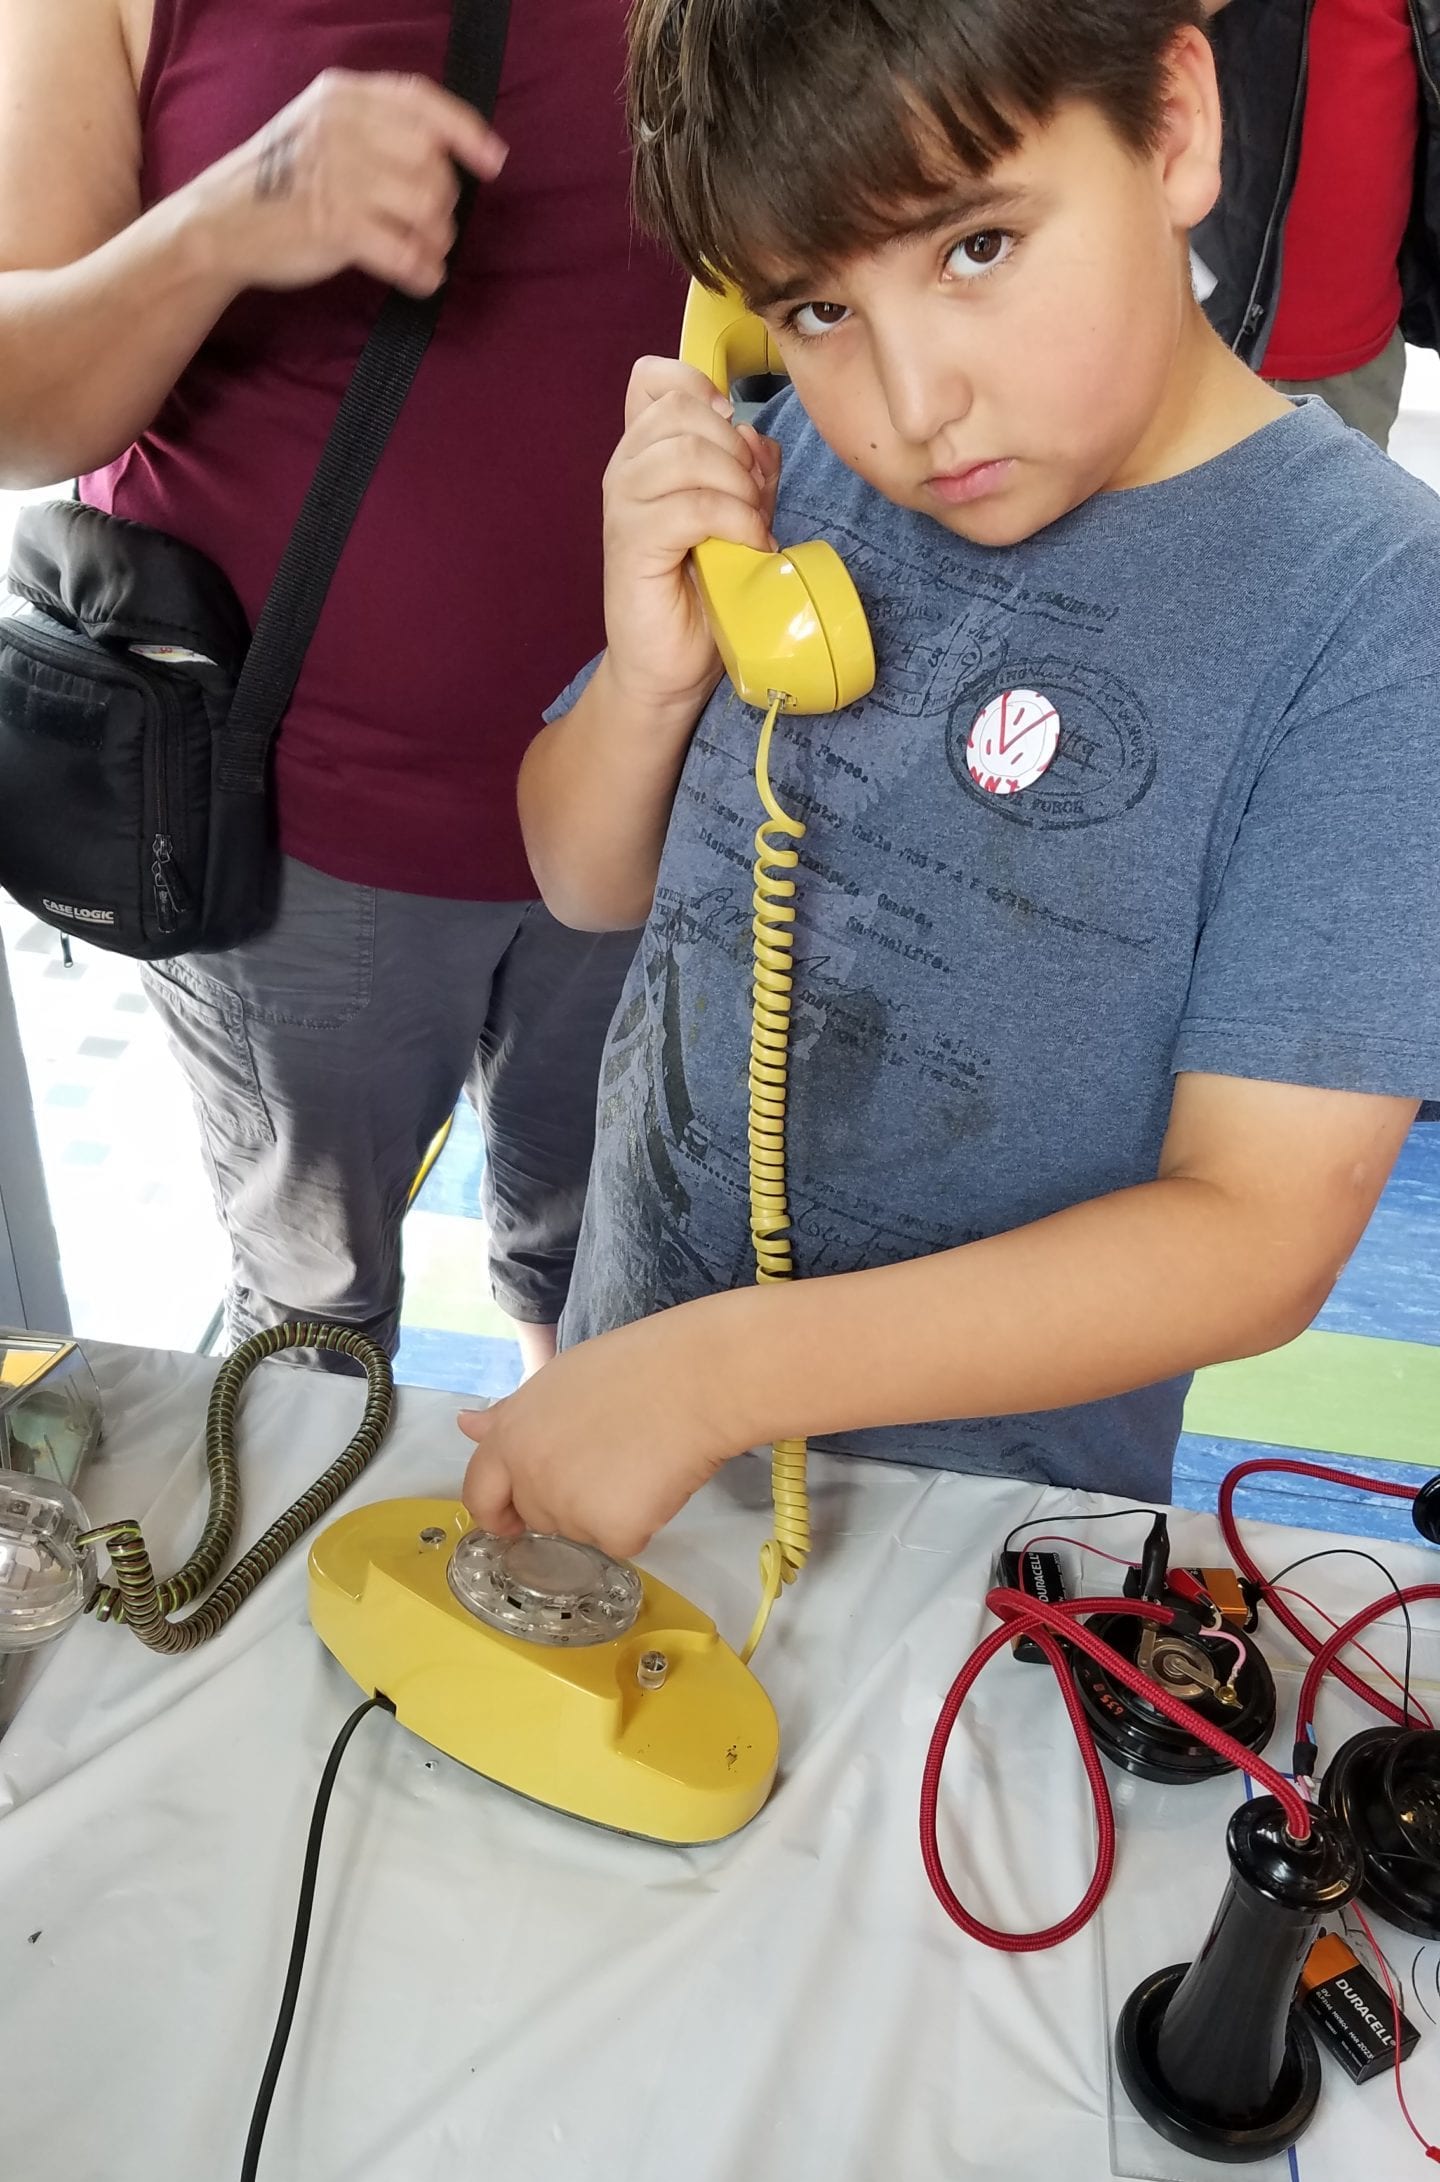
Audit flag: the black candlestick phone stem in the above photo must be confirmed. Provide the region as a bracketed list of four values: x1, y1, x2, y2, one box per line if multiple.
[1322, 1724, 1440, 1939]
[1116, 1798, 1362, 2164]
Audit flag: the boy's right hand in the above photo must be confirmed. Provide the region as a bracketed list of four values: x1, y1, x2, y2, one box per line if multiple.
[601, 356, 783, 715]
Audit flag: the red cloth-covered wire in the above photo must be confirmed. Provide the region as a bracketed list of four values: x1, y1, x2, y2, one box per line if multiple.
[1352, 1904, 1440, 2162]
[1271, 1585, 1434, 1728]
[1218, 1457, 1421, 1728]
[1296, 1585, 1440, 1745]
[920, 1588, 1311, 1954]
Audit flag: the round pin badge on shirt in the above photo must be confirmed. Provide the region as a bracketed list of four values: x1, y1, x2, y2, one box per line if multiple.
[966, 687, 1062, 797]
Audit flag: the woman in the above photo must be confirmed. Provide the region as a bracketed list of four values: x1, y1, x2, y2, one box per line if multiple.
[0, 0, 683, 1368]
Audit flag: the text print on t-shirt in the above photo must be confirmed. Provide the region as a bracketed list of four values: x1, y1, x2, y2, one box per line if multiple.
[948, 654, 1157, 830]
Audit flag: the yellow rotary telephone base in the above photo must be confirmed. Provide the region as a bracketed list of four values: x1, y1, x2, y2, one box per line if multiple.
[308, 1499, 778, 1843]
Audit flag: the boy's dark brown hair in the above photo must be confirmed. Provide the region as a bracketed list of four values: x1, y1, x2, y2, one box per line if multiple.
[629, 0, 1207, 296]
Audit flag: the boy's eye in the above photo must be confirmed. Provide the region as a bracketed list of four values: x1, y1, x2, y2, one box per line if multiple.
[945, 230, 1015, 281]
[788, 298, 851, 339]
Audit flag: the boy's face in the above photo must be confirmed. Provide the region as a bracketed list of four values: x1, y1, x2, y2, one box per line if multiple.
[749, 92, 1221, 549]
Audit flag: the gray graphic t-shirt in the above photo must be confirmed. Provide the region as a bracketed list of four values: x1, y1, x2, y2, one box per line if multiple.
[556, 394, 1440, 1499]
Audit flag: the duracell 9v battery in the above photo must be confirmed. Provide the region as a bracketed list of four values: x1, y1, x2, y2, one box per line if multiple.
[995, 1549, 1067, 1662]
[1300, 1931, 1420, 2085]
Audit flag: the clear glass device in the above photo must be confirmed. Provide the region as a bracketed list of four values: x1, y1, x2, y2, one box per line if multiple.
[0, 1336, 102, 1664]
[447, 1530, 643, 1647]
[0, 1334, 102, 1488]
[0, 1474, 95, 1652]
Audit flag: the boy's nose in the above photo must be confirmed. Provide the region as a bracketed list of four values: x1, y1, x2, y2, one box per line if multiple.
[871, 330, 975, 448]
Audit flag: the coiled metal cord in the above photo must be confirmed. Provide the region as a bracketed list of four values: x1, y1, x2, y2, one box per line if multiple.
[740, 695, 811, 1665]
[80, 1322, 394, 1654]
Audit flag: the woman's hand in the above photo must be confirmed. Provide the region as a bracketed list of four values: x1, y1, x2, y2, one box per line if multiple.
[458, 1306, 752, 1561]
[199, 68, 508, 299]
[600, 355, 782, 713]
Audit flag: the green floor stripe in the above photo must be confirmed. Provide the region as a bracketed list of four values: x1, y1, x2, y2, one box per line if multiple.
[1184, 1330, 1440, 1468]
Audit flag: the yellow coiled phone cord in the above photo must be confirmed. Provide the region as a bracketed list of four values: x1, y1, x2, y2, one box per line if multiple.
[739, 695, 811, 1664]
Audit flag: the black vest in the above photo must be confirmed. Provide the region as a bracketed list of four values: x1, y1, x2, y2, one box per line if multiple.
[1198, 0, 1440, 363]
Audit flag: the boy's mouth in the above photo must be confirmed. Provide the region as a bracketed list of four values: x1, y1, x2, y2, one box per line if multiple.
[924, 458, 1015, 506]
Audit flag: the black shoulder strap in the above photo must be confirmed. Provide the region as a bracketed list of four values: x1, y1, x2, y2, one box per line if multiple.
[216, 0, 512, 796]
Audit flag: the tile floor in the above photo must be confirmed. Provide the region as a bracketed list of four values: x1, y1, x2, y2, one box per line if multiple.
[0, 893, 524, 1390]
[3, 355, 1440, 1539]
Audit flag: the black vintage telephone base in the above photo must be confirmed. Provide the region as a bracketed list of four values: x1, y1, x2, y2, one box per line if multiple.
[1117, 1961, 1322, 2166]
[1117, 1963, 1317, 2164]
[1074, 1608, 1277, 1784]
[1321, 1725, 1440, 1938]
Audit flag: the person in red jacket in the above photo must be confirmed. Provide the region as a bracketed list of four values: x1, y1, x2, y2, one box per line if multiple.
[0, 0, 684, 1371]
[1207, 0, 1421, 448]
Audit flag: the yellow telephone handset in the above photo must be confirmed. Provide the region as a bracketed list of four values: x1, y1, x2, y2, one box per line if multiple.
[679, 281, 876, 714]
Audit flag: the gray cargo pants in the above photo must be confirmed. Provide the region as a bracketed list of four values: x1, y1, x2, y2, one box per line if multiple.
[142, 856, 636, 1355]
[1268, 327, 1408, 452]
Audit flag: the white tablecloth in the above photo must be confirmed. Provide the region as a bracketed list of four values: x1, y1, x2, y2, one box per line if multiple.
[0, 1342, 1435, 2182]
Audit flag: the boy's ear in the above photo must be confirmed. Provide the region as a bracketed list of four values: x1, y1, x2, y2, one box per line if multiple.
[1153, 25, 1224, 232]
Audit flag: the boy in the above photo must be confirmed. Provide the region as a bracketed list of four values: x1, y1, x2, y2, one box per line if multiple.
[459, 0, 1439, 1559]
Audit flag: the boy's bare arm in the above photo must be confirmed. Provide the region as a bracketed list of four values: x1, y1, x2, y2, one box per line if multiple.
[516, 659, 713, 930]
[459, 1075, 1416, 1556]
[711, 1074, 1415, 1448]
[518, 354, 780, 930]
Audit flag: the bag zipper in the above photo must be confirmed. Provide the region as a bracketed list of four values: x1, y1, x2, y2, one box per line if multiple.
[4, 616, 194, 942]
[149, 831, 189, 936]
[147, 669, 191, 936]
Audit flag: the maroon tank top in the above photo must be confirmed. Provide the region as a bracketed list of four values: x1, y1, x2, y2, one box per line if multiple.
[83, 0, 684, 899]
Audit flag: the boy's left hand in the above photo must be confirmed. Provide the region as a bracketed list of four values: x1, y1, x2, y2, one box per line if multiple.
[457, 1308, 749, 1561]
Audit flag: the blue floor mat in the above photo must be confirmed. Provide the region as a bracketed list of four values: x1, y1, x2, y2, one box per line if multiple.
[1313, 1123, 1440, 1347]
[392, 1324, 522, 1403]
[1174, 1434, 1428, 1547]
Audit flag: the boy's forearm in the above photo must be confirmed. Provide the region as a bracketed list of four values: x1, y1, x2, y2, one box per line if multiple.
[517, 653, 715, 930]
[689, 1173, 1326, 1451]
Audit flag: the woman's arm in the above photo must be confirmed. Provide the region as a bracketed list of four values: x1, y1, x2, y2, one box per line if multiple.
[0, 0, 505, 487]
